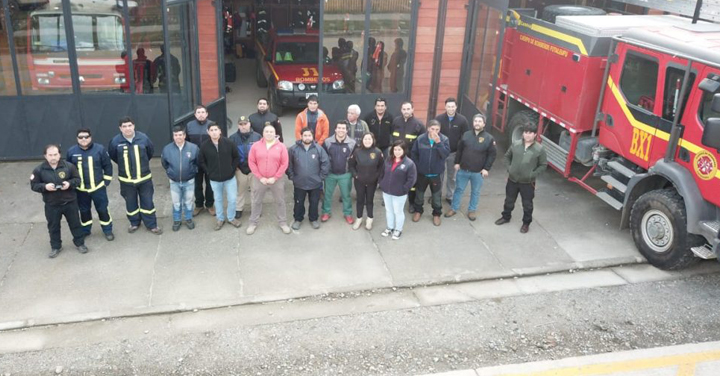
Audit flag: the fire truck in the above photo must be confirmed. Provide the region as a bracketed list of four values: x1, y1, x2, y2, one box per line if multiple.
[492, 9, 720, 269]
[255, 29, 345, 114]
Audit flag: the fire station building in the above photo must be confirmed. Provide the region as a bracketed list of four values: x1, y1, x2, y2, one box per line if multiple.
[0, 0, 688, 159]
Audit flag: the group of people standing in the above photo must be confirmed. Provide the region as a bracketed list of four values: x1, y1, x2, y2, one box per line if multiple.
[332, 37, 407, 94]
[30, 95, 547, 258]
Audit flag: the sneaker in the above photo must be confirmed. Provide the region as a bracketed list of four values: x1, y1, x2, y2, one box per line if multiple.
[444, 210, 457, 218]
[149, 227, 163, 235]
[229, 219, 242, 228]
[311, 221, 320, 229]
[280, 224, 291, 234]
[352, 217, 363, 230]
[235, 210, 243, 219]
[214, 221, 225, 231]
[185, 219, 195, 230]
[365, 218, 373, 230]
[381, 228, 393, 237]
[246, 224, 257, 235]
[49, 248, 62, 258]
[495, 217, 510, 225]
[467, 211, 477, 221]
[172, 221, 181, 232]
[291, 221, 302, 230]
[193, 207, 204, 216]
[128, 225, 140, 233]
[391, 230, 402, 240]
[345, 216, 355, 225]
[104, 232, 115, 241]
[321, 213, 331, 222]
[207, 207, 216, 216]
[77, 244, 89, 254]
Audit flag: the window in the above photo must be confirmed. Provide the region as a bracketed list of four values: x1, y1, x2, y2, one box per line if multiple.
[167, 2, 198, 119]
[619, 52, 659, 112]
[275, 42, 318, 65]
[367, 0, 411, 94]
[323, 0, 362, 93]
[662, 66, 695, 121]
[698, 90, 720, 128]
[0, 6, 17, 95]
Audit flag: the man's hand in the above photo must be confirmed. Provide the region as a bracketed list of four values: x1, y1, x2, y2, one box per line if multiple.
[45, 183, 57, 192]
[61, 181, 70, 190]
[430, 132, 440, 143]
[481, 169, 489, 178]
[454, 164, 460, 171]
[260, 177, 269, 185]
[267, 177, 276, 185]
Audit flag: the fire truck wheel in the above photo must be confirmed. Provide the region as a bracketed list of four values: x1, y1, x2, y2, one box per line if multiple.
[505, 110, 539, 147]
[256, 62, 268, 88]
[541, 5, 606, 23]
[630, 189, 703, 270]
[268, 88, 284, 116]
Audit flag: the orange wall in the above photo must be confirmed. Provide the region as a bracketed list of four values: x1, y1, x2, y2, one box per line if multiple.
[197, 0, 220, 104]
[410, 0, 468, 122]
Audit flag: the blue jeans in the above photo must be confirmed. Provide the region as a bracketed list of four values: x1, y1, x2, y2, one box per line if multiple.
[452, 169, 484, 212]
[170, 179, 195, 221]
[210, 178, 237, 222]
[382, 192, 407, 231]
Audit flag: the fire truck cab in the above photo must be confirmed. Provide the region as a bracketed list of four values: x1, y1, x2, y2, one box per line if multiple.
[494, 12, 720, 269]
[255, 29, 345, 114]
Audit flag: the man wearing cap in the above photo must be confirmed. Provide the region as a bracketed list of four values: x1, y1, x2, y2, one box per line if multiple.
[229, 116, 262, 220]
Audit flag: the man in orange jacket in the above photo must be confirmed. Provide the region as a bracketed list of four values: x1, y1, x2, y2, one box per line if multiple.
[295, 95, 329, 145]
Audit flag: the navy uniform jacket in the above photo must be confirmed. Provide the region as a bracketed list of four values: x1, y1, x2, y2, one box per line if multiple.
[108, 131, 154, 185]
[30, 160, 81, 205]
[66, 143, 113, 193]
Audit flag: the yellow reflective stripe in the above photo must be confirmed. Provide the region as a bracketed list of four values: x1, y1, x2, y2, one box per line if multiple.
[123, 147, 131, 180]
[99, 214, 112, 226]
[77, 181, 105, 193]
[80, 219, 93, 226]
[118, 174, 152, 184]
[139, 208, 156, 215]
[529, 23, 588, 56]
[405, 134, 418, 139]
[392, 132, 400, 137]
[77, 157, 86, 191]
[134, 145, 142, 181]
[104, 175, 112, 181]
[607, 75, 720, 180]
[127, 208, 140, 216]
[88, 156, 96, 191]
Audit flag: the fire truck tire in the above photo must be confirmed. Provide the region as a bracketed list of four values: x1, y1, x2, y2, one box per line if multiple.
[268, 88, 284, 116]
[505, 110, 539, 147]
[256, 63, 268, 88]
[630, 189, 704, 270]
[541, 5, 606, 23]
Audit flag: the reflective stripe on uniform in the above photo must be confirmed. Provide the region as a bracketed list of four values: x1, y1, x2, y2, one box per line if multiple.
[77, 180, 105, 193]
[88, 156, 96, 191]
[99, 214, 113, 226]
[392, 132, 400, 137]
[80, 219, 93, 226]
[103, 175, 112, 181]
[126, 208, 140, 216]
[134, 145, 142, 181]
[405, 134, 418, 140]
[118, 174, 152, 184]
[123, 146, 131, 180]
[139, 208, 156, 215]
[77, 156, 86, 191]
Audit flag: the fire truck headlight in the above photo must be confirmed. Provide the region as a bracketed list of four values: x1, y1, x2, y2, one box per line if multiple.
[277, 80, 293, 91]
[298, 83, 306, 91]
[332, 80, 344, 90]
[115, 77, 126, 84]
[37, 77, 50, 85]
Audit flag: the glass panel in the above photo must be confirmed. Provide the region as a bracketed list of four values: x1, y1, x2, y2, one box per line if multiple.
[620, 52, 658, 111]
[323, 0, 361, 93]
[662, 66, 695, 121]
[12, 1, 72, 94]
[1, 5, 17, 95]
[69, 0, 127, 93]
[167, 2, 197, 119]
[467, 6, 489, 104]
[127, 0, 164, 94]
[473, 6, 502, 114]
[368, 0, 411, 94]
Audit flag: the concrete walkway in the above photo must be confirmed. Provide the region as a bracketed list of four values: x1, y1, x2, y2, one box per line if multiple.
[425, 341, 720, 376]
[0, 145, 656, 332]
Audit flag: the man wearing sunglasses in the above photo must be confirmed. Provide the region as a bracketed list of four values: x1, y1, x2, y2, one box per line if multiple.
[66, 128, 115, 241]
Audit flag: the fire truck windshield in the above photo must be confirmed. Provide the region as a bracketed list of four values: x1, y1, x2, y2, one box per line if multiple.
[274, 42, 318, 65]
[31, 14, 124, 53]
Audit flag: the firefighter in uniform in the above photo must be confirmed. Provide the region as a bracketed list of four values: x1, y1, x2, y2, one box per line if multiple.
[108, 116, 163, 234]
[391, 101, 425, 212]
[31, 144, 89, 258]
[66, 128, 115, 241]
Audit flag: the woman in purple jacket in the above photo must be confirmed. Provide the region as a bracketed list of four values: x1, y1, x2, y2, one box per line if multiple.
[379, 140, 417, 240]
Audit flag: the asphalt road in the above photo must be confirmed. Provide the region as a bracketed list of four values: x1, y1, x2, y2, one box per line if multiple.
[2, 271, 720, 375]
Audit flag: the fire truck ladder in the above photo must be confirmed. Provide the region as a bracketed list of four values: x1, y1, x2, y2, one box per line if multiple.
[493, 37, 514, 132]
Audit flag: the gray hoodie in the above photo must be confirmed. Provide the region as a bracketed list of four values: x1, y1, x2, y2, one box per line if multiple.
[287, 141, 330, 190]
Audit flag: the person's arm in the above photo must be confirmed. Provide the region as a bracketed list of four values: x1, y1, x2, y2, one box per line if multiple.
[485, 137, 497, 171]
[275, 145, 289, 178]
[146, 138, 155, 161]
[295, 113, 303, 141]
[455, 137, 464, 166]
[348, 150, 358, 177]
[198, 145, 207, 174]
[377, 151, 385, 181]
[107, 139, 118, 163]
[403, 161, 418, 192]
[66, 163, 81, 189]
[248, 144, 260, 178]
[30, 167, 47, 193]
[230, 140, 240, 171]
[274, 117, 284, 142]
[531, 147, 548, 179]
[286, 147, 295, 180]
[317, 115, 329, 145]
[101, 148, 113, 184]
[160, 147, 169, 171]
[411, 139, 419, 161]
[504, 146, 513, 171]
[320, 148, 330, 181]
[437, 136, 451, 160]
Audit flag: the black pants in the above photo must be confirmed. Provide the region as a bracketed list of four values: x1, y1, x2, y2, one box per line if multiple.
[354, 180, 377, 218]
[293, 187, 322, 222]
[501, 179, 535, 224]
[413, 174, 442, 216]
[45, 201, 85, 250]
[120, 180, 158, 229]
[195, 170, 214, 208]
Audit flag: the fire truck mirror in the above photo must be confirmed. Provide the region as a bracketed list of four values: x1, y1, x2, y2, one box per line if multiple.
[699, 77, 720, 94]
[711, 93, 720, 113]
[702, 118, 720, 151]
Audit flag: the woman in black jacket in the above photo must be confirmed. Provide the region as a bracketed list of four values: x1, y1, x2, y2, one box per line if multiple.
[348, 133, 384, 230]
[379, 140, 417, 240]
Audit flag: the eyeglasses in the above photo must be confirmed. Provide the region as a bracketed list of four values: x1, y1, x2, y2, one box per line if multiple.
[77, 135, 91, 140]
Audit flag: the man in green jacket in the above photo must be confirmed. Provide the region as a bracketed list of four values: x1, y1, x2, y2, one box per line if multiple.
[495, 123, 548, 233]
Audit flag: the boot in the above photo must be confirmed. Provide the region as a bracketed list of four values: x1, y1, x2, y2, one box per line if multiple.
[352, 217, 363, 230]
[365, 217, 373, 230]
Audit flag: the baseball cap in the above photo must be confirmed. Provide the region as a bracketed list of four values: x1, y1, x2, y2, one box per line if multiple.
[238, 116, 249, 124]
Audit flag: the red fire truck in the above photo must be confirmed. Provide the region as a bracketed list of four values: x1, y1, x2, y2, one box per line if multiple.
[492, 10, 720, 269]
[255, 29, 345, 114]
